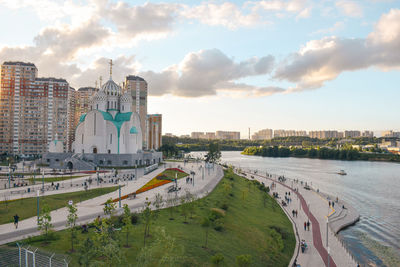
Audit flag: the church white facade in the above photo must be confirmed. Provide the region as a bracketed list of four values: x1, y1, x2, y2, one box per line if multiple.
[73, 77, 142, 154]
[44, 62, 162, 170]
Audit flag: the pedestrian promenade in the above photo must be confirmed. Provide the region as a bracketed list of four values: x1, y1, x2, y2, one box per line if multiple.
[237, 169, 358, 267]
[0, 162, 223, 245]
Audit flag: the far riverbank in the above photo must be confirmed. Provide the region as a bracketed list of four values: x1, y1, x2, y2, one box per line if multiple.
[242, 146, 400, 163]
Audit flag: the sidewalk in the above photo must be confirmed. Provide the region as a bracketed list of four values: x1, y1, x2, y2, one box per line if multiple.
[0, 162, 224, 245]
[238, 169, 358, 267]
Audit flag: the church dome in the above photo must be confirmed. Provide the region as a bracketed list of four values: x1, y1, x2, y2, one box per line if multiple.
[92, 90, 107, 102]
[120, 91, 132, 103]
[100, 79, 121, 96]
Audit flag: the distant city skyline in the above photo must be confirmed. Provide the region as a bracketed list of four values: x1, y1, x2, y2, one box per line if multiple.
[0, 1, 399, 135]
[168, 129, 398, 139]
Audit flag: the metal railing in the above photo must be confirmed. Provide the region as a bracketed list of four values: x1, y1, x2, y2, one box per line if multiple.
[0, 243, 69, 267]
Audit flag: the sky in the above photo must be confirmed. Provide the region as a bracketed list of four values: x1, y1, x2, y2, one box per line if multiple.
[0, 0, 399, 137]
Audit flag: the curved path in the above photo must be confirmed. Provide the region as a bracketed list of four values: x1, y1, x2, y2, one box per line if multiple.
[241, 170, 357, 267]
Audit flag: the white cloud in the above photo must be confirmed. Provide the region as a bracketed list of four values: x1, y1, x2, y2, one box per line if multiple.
[336, 1, 363, 18]
[139, 49, 276, 97]
[181, 2, 262, 29]
[249, 0, 312, 18]
[311, 21, 345, 35]
[274, 9, 400, 90]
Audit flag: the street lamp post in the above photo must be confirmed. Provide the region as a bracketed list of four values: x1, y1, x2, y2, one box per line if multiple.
[326, 217, 329, 267]
[118, 183, 121, 208]
[33, 164, 36, 185]
[202, 166, 204, 180]
[42, 169, 45, 191]
[8, 164, 11, 189]
[327, 247, 330, 267]
[97, 168, 99, 186]
[37, 190, 40, 224]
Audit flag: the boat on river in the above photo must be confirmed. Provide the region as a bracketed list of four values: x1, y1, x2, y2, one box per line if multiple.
[337, 170, 347, 175]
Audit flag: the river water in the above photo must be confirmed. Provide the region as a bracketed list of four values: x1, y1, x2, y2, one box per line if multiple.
[189, 151, 400, 267]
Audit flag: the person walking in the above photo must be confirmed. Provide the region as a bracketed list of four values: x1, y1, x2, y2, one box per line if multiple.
[307, 220, 310, 231]
[332, 202, 335, 208]
[304, 222, 307, 231]
[13, 214, 19, 229]
[329, 201, 331, 207]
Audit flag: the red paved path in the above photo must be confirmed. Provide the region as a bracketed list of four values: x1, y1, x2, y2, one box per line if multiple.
[251, 172, 336, 267]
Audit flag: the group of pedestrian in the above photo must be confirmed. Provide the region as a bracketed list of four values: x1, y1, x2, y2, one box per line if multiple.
[185, 177, 193, 184]
[285, 192, 292, 204]
[304, 220, 311, 231]
[292, 209, 298, 217]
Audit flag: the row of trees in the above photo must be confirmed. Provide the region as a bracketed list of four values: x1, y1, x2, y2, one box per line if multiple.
[243, 146, 362, 160]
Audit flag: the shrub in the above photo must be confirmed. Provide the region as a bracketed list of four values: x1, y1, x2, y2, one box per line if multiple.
[236, 254, 252, 267]
[220, 202, 229, 211]
[210, 208, 225, 221]
[213, 219, 224, 232]
[211, 253, 225, 266]
[130, 213, 139, 224]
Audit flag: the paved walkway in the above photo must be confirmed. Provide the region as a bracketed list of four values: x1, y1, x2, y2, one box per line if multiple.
[238, 169, 358, 267]
[0, 162, 223, 245]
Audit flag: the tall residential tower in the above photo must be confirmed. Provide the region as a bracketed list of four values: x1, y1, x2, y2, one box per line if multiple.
[124, 75, 147, 148]
[0, 61, 69, 156]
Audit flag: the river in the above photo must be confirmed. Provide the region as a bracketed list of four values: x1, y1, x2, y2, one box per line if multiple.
[189, 151, 400, 267]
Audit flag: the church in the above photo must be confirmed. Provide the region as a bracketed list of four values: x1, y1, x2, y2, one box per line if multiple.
[44, 61, 162, 170]
[73, 75, 142, 154]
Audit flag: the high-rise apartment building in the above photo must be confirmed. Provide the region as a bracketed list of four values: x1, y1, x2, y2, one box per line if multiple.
[309, 130, 340, 139]
[66, 87, 96, 152]
[252, 129, 273, 140]
[147, 114, 162, 150]
[362, 131, 374, 138]
[344, 131, 361, 138]
[204, 132, 216, 140]
[124, 75, 147, 148]
[216, 131, 240, 140]
[66, 87, 76, 152]
[191, 132, 205, 139]
[273, 129, 307, 138]
[0, 61, 69, 156]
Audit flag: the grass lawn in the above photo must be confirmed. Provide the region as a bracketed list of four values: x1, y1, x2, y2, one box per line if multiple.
[26, 175, 88, 184]
[0, 186, 119, 225]
[6, 169, 295, 266]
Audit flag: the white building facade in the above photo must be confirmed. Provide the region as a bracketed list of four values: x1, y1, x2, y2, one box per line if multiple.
[73, 77, 142, 155]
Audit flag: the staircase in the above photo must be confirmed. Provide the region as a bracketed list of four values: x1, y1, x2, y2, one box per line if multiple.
[64, 154, 97, 170]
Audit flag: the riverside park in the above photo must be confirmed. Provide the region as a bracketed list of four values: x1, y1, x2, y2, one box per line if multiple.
[0, 153, 363, 267]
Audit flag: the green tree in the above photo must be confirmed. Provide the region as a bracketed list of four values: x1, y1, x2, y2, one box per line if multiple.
[201, 216, 211, 248]
[236, 254, 252, 267]
[66, 202, 78, 252]
[205, 143, 221, 163]
[78, 237, 96, 267]
[38, 203, 53, 237]
[142, 198, 153, 246]
[152, 193, 164, 220]
[211, 253, 225, 266]
[103, 198, 116, 218]
[136, 227, 183, 267]
[122, 204, 133, 248]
